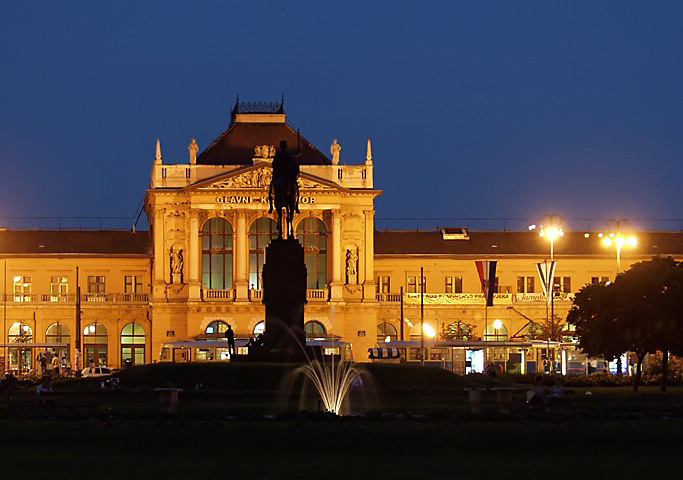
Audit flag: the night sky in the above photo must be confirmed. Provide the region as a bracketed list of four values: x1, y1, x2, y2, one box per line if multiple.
[1, 2, 681, 231]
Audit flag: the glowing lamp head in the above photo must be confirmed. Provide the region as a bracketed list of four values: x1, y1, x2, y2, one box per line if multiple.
[493, 319, 503, 330]
[615, 237, 626, 247]
[627, 237, 637, 247]
[422, 323, 436, 338]
[584, 233, 590, 238]
[602, 237, 612, 247]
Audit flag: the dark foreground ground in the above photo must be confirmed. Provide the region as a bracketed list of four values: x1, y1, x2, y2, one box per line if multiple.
[1, 363, 682, 479]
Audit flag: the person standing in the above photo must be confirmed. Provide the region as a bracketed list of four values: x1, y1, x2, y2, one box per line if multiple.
[51, 354, 61, 377]
[226, 324, 236, 356]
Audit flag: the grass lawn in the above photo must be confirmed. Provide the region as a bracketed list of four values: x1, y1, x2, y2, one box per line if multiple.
[2, 363, 682, 479]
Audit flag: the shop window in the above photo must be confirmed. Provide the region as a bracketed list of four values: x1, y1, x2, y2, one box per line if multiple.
[249, 218, 278, 289]
[201, 218, 234, 290]
[121, 322, 146, 366]
[296, 218, 327, 289]
[84, 322, 108, 367]
[46, 323, 71, 363]
[484, 323, 508, 341]
[377, 322, 398, 342]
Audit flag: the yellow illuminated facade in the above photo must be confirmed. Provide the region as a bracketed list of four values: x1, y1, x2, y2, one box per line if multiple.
[1, 102, 681, 374]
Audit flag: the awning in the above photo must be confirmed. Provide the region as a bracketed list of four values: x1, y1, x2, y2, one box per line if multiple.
[368, 347, 402, 359]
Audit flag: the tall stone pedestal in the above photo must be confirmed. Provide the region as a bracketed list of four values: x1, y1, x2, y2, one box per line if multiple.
[237, 238, 309, 362]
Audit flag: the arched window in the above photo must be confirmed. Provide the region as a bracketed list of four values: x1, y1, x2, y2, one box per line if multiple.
[377, 322, 398, 342]
[484, 322, 508, 341]
[304, 321, 326, 338]
[7, 323, 32, 373]
[202, 218, 233, 290]
[205, 320, 228, 335]
[8, 322, 33, 343]
[84, 322, 108, 367]
[121, 322, 146, 366]
[253, 321, 265, 335]
[249, 218, 278, 289]
[442, 322, 473, 341]
[46, 323, 71, 361]
[296, 218, 327, 289]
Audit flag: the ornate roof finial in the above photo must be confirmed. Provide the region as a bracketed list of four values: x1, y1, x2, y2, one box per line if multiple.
[155, 138, 162, 164]
[365, 138, 373, 165]
[189, 138, 199, 165]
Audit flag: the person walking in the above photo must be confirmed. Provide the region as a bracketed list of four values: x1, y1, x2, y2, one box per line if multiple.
[226, 324, 236, 356]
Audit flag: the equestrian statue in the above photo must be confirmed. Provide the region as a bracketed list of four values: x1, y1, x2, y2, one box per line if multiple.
[268, 140, 300, 238]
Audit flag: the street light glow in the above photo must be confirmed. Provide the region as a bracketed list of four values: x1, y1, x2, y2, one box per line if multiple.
[422, 323, 436, 338]
[493, 319, 503, 330]
[602, 237, 612, 247]
[628, 237, 637, 247]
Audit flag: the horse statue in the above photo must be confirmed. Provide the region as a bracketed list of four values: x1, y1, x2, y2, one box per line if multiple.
[268, 140, 300, 239]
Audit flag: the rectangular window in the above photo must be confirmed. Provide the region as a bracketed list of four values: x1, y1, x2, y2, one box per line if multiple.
[375, 275, 390, 294]
[407, 275, 426, 294]
[445, 276, 462, 293]
[88, 276, 106, 294]
[124, 275, 143, 294]
[553, 276, 571, 293]
[591, 276, 609, 284]
[161, 168, 167, 178]
[516, 276, 536, 293]
[50, 276, 68, 295]
[185, 168, 191, 179]
[13, 275, 31, 301]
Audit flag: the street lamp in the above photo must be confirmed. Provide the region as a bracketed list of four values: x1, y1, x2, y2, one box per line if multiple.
[599, 219, 637, 274]
[533, 214, 564, 373]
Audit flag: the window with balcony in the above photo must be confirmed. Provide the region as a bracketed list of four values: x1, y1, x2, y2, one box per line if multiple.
[553, 276, 572, 293]
[516, 276, 535, 293]
[88, 276, 106, 294]
[201, 218, 233, 290]
[407, 275, 426, 293]
[13, 276, 31, 302]
[124, 275, 143, 294]
[50, 276, 68, 301]
[445, 276, 463, 293]
[375, 275, 391, 294]
[249, 218, 278, 289]
[296, 218, 327, 290]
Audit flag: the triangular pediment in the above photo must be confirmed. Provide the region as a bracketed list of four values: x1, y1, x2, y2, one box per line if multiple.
[187, 163, 343, 192]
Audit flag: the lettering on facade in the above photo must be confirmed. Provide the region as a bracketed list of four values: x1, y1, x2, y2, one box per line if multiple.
[216, 196, 316, 205]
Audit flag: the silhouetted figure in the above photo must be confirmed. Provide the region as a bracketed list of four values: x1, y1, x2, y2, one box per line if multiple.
[246, 333, 264, 348]
[269, 140, 300, 237]
[226, 324, 236, 355]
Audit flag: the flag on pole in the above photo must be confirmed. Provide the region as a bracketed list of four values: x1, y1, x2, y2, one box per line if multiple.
[475, 260, 497, 306]
[536, 260, 557, 305]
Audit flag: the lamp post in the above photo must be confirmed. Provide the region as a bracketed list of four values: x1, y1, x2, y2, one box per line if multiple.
[598, 219, 637, 274]
[532, 214, 564, 373]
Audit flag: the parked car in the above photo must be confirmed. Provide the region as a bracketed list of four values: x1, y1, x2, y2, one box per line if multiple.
[81, 366, 113, 377]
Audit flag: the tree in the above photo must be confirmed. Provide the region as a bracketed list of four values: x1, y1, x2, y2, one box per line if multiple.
[440, 321, 475, 341]
[568, 257, 683, 392]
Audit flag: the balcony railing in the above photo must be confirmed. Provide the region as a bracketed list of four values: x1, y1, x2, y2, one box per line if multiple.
[3, 293, 148, 304]
[250, 289, 263, 301]
[306, 289, 328, 301]
[376, 293, 402, 302]
[203, 289, 234, 301]
[375, 292, 575, 305]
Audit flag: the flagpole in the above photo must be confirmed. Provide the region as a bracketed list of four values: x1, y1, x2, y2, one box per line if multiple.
[420, 266, 424, 367]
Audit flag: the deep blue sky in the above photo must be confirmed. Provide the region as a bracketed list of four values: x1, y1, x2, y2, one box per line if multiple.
[1, 1, 682, 231]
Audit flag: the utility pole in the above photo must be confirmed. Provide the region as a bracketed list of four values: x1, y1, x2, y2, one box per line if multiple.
[75, 266, 81, 373]
[420, 266, 425, 367]
[399, 286, 404, 341]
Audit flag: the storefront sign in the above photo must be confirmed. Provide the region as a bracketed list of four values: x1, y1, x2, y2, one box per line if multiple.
[216, 195, 316, 205]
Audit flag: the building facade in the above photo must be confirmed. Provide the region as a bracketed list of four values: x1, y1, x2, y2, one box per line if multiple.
[2, 101, 682, 373]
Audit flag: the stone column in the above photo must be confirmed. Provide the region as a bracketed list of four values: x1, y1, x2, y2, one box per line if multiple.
[330, 210, 343, 301]
[235, 212, 249, 301]
[362, 209, 376, 302]
[188, 211, 200, 300]
[152, 208, 165, 298]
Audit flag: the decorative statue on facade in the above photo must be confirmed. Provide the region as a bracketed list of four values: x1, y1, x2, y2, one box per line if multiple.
[330, 139, 341, 165]
[268, 140, 300, 238]
[170, 246, 184, 283]
[345, 245, 358, 284]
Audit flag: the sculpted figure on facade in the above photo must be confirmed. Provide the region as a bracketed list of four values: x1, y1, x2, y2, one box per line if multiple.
[188, 138, 199, 164]
[345, 245, 358, 284]
[330, 139, 341, 165]
[213, 168, 272, 189]
[254, 145, 276, 159]
[170, 246, 184, 279]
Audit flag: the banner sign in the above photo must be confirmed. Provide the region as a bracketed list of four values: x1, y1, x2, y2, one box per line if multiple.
[536, 260, 557, 304]
[475, 260, 497, 306]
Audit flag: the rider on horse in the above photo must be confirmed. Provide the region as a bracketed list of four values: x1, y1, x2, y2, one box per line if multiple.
[269, 140, 300, 215]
